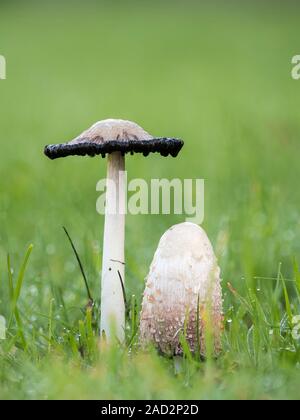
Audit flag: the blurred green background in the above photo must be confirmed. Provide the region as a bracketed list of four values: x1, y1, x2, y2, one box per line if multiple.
[0, 0, 300, 399]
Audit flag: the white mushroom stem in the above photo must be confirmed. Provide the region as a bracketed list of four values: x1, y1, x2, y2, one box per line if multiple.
[100, 152, 125, 343]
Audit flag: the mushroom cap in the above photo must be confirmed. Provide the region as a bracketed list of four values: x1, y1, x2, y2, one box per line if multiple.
[44, 119, 183, 160]
[139, 222, 223, 357]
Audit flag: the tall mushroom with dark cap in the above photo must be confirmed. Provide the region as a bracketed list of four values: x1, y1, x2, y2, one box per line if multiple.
[44, 119, 183, 343]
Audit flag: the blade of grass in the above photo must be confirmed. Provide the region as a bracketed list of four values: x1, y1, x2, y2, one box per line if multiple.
[127, 295, 138, 348]
[293, 258, 300, 299]
[179, 307, 193, 363]
[227, 282, 253, 316]
[48, 298, 54, 354]
[130, 294, 136, 335]
[179, 332, 193, 363]
[63, 227, 93, 303]
[280, 273, 293, 326]
[85, 307, 97, 360]
[7, 254, 14, 300]
[14, 307, 27, 350]
[13, 244, 34, 308]
[118, 270, 127, 309]
[69, 333, 79, 358]
[8, 244, 34, 330]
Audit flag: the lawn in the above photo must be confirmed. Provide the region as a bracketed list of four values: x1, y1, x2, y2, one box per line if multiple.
[0, 0, 300, 400]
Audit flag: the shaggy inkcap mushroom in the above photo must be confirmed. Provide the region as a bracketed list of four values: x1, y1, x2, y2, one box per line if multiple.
[44, 119, 183, 343]
[140, 222, 223, 357]
[44, 119, 183, 159]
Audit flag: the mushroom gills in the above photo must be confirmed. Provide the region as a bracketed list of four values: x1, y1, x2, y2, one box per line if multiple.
[140, 222, 223, 357]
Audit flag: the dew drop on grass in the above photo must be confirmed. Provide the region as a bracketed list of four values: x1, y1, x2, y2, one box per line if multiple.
[29, 285, 38, 297]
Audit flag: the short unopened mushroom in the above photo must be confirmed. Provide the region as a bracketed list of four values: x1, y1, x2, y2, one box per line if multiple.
[44, 119, 183, 343]
[140, 222, 223, 356]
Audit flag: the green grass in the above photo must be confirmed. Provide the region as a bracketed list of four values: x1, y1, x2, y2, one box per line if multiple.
[0, 0, 300, 400]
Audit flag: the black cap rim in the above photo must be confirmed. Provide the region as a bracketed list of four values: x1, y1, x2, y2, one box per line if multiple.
[44, 138, 184, 160]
